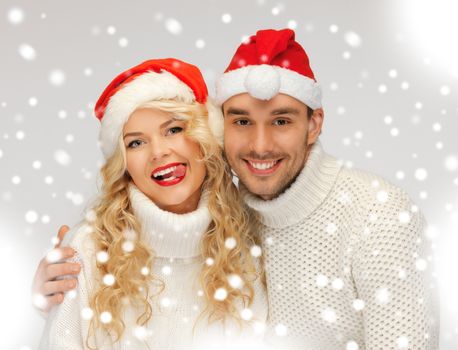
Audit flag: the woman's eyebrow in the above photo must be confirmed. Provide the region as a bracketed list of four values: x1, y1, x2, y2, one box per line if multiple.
[123, 119, 177, 139]
[123, 131, 143, 139]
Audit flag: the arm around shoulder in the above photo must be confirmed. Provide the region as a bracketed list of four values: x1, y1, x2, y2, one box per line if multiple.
[39, 224, 98, 350]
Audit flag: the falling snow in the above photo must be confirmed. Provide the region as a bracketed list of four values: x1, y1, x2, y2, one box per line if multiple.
[164, 18, 182, 35]
[8, 7, 25, 25]
[224, 237, 237, 249]
[49, 69, 66, 86]
[2, 5, 457, 349]
[344, 31, 362, 48]
[275, 323, 288, 336]
[18, 44, 36, 61]
[214, 287, 228, 301]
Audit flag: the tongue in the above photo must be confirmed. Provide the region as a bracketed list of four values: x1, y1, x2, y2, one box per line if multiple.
[162, 164, 186, 179]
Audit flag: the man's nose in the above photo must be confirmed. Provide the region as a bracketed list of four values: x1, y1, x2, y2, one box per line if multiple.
[249, 126, 274, 156]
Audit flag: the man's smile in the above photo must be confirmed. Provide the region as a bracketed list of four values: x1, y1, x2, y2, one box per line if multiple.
[244, 159, 283, 176]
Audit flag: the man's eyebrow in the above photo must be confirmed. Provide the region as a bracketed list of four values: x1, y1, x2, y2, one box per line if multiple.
[225, 107, 249, 116]
[271, 107, 300, 115]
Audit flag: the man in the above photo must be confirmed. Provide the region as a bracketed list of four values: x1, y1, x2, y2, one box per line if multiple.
[33, 29, 439, 349]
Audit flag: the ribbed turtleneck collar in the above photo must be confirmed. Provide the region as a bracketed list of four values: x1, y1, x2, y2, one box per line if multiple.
[128, 184, 212, 259]
[241, 141, 342, 228]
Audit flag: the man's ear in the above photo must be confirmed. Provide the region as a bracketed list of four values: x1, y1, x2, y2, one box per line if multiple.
[307, 108, 324, 145]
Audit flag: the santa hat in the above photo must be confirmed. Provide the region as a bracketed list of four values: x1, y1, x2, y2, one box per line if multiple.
[94, 58, 223, 159]
[215, 28, 322, 109]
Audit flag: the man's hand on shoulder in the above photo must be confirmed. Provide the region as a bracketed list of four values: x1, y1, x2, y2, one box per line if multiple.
[31, 225, 81, 314]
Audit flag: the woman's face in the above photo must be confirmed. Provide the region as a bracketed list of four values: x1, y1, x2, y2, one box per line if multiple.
[123, 108, 206, 214]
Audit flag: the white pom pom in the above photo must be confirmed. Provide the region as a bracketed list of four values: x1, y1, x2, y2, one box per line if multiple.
[244, 65, 281, 100]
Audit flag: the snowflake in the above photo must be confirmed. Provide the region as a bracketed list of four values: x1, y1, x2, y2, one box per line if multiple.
[321, 308, 337, 323]
[122, 240, 135, 253]
[49, 70, 66, 86]
[221, 13, 232, 23]
[54, 149, 71, 166]
[414, 168, 428, 181]
[103, 274, 115, 286]
[161, 265, 172, 275]
[165, 18, 182, 35]
[275, 323, 288, 336]
[375, 287, 391, 305]
[240, 308, 253, 320]
[8, 7, 24, 25]
[315, 274, 329, 288]
[287, 20, 298, 29]
[100, 311, 112, 324]
[96, 250, 109, 263]
[352, 299, 365, 311]
[325, 223, 337, 234]
[346, 340, 359, 350]
[225, 237, 237, 249]
[398, 211, 411, 224]
[214, 288, 228, 301]
[228, 273, 244, 289]
[19, 44, 36, 61]
[329, 24, 339, 33]
[332, 278, 344, 290]
[344, 31, 362, 48]
[396, 335, 409, 348]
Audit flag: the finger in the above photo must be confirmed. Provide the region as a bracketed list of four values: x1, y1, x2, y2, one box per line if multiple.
[45, 247, 76, 264]
[45, 262, 81, 280]
[46, 293, 65, 310]
[38, 293, 65, 314]
[54, 225, 70, 248]
[42, 278, 78, 296]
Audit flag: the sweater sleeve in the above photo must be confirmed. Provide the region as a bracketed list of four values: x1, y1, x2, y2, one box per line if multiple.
[352, 187, 439, 350]
[38, 224, 96, 350]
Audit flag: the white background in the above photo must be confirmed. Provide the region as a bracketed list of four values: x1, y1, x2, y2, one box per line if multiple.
[0, 0, 457, 349]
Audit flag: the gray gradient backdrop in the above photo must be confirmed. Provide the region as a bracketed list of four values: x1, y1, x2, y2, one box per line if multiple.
[0, 0, 457, 349]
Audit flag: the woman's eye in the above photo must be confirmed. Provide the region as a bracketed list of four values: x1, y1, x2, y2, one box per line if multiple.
[127, 140, 143, 148]
[167, 126, 183, 135]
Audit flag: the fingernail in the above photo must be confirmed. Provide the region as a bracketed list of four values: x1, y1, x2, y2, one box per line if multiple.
[68, 280, 76, 288]
[71, 264, 80, 272]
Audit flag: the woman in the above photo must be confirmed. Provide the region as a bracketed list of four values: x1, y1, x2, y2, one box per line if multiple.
[39, 58, 267, 349]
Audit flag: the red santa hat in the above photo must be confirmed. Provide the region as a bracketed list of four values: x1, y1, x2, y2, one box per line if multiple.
[94, 58, 223, 159]
[215, 28, 322, 109]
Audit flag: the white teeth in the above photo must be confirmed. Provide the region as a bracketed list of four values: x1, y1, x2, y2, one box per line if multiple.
[162, 176, 177, 181]
[249, 161, 277, 170]
[153, 165, 177, 178]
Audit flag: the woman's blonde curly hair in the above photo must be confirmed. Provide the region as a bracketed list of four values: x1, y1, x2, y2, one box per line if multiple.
[85, 99, 261, 348]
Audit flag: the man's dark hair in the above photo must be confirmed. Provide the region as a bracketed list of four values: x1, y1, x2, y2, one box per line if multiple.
[307, 106, 313, 119]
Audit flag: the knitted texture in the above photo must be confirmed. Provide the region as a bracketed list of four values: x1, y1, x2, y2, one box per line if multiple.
[242, 142, 439, 350]
[39, 184, 268, 350]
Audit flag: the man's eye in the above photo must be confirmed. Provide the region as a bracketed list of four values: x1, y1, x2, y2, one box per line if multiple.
[273, 119, 289, 126]
[167, 126, 183, 135]
[127, 140, 143, 148]
[235, 119, 250, 126]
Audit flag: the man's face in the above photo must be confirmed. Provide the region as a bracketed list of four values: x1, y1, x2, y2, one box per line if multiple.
[223, 93, 323, 200]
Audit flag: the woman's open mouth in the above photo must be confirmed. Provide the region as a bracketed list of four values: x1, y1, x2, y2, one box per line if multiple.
[151, 162, 187, 186]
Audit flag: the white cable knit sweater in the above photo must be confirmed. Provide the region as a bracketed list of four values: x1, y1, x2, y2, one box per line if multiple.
[39, 184, 268, 350]
[242, 142, 439, 350]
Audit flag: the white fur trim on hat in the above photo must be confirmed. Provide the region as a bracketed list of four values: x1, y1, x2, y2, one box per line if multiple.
[215, 64, 322, 110]
[205, 99, 224, 146]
